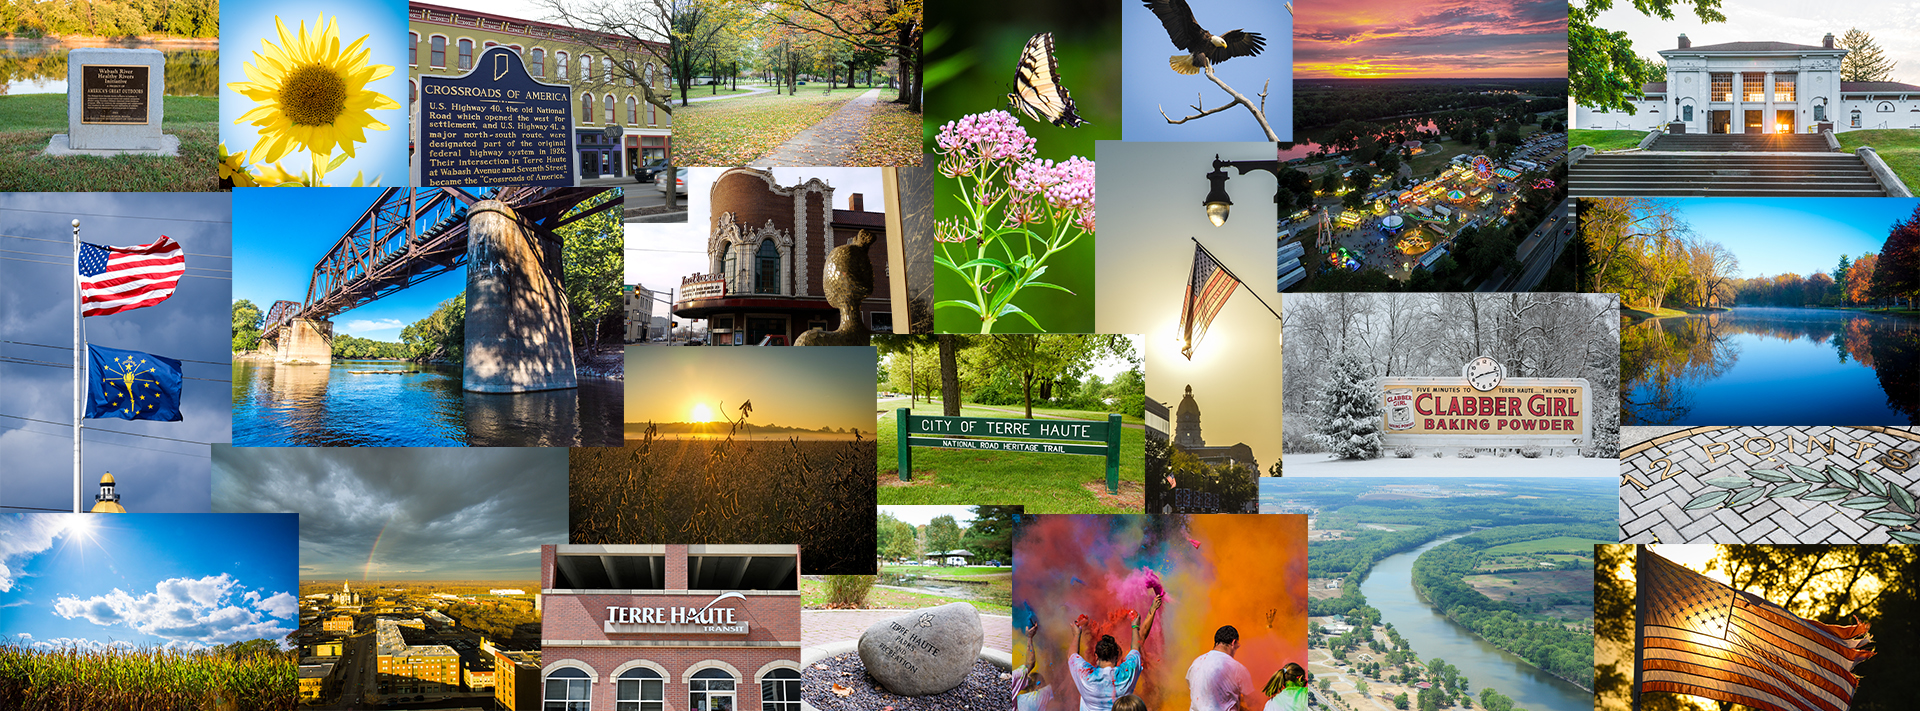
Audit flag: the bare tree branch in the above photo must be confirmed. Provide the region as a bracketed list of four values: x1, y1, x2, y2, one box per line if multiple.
[1155, 59, 1279, 141]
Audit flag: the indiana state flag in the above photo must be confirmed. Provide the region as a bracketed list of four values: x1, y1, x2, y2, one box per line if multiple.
[87, 344, 183, 422]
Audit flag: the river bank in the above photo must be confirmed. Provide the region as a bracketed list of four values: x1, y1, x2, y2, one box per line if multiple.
[1407, 549, 1595, 692]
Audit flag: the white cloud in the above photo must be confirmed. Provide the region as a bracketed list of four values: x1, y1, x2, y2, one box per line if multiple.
[0, 515, 73, 592]
[343, 318, 405, 332]
[52, 574, 295, 646]
[254, 591, 297, 619]
[13, 633, 138, 652]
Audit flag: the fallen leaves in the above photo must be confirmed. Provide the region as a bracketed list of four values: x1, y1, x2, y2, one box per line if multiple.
[673, 89, 862, 165]
[831, 683, 854, 697]
[850, 101, 926, 167]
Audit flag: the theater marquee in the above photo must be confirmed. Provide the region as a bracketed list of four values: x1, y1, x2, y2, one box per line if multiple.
[1381, 372, 1590, 447]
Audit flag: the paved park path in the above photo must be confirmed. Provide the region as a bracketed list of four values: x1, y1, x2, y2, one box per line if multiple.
[802, 609, 1013, 652]
[754, 88, 883, 165]
[684, 85, 772, 103]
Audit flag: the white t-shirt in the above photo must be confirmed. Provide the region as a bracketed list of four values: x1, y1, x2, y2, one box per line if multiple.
[1017, 685, 1055, 711]
[1264, 687, 1310, 711]
[1070, 650, 1142, 711]
[1186, 649, 1253, 711]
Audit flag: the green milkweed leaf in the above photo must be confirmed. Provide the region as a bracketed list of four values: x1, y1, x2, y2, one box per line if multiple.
[935, 299, 985, 315]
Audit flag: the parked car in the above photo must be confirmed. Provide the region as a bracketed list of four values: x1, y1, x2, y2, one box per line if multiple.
[635, 159, 670, 183]
[656, 167, 687, 197]
[755, 335, 789, 346]
[682, 339, 705, 346]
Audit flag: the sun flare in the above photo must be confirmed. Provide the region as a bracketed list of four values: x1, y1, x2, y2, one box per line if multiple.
[689, 403, 714, 423]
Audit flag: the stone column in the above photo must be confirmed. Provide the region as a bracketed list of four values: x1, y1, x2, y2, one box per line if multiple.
[1731, 73, 1742, 134]
[277, 318, 334, 365]
[463, 199, 578, 393]
[1764, 72, 1777, 133]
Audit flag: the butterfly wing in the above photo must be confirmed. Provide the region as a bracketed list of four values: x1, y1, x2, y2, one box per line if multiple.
[1011, 32, 1089, 128]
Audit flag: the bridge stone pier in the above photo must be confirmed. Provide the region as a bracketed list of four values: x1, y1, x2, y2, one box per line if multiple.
[462, 199, 577, 393]
[275, 318, 334, 365]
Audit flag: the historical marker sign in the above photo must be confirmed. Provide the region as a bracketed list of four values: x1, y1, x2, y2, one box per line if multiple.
[1381, 360, 1590, 447]
[418, 47, 574, 186]
[80, 65, 149, 125]
[896, 409, 1123, 493]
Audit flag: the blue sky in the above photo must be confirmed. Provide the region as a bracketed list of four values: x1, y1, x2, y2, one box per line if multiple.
[232, 189, 465, 341]
[220, 0, 410, 184]
[0, 514, 297, 651]
[0, 194, 231, 513]
[1123, 0, 1293, 141]
[1668, 198, 1909, 278]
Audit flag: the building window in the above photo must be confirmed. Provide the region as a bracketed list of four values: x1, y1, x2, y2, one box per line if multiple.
[544, 668, 591, 711]
[1682, 105, 1693, 122]
[431, 36, 446, 68]
[458, 39, 473, 70]
[1774, 73, 1795, 101]
[583, 54, 594, 81]
[532, 48, 545, 76]
[644, 64, 654, 86]
[583, 95, 595, 124]
[1710, 73, 1731, 102]
[755, 240, 781, 294]
[689, 669, 736, 711]
[618, 668, 665, 711]
[604, 57, 614, 83]
[1741, 72, 1764, 102]
[409, 32, 418, 66]
[628, 96, 638, 124]
[724, 245, 739, 289]
[648, 102, 657, 126]
[1879, 101, 1896, 113]
[761, 669, 801, 711]
[607, 94, 617, 123]
[1852, 109, 1862, 127]
[871, 311, 894, 333]
[626, 60, 637, 86]
[557, 51, 569, 79]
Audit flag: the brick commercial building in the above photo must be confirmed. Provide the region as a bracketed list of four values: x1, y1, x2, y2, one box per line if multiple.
[674, 168, 892, 345]
[409, 1, 672, 178]
[376, 617, 462, 696]
[541, 544, 802, 711]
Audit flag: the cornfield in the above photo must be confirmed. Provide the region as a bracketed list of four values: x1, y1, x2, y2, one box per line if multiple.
[0, 643, 294, 711]
[572, 425, 877, 574]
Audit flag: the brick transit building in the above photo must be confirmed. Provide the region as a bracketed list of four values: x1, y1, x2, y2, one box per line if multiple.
[540, 544, 802, 711]
[674, 168, 892, 345]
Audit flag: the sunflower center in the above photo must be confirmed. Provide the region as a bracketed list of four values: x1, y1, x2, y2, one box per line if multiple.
[279, 63, 348, 126]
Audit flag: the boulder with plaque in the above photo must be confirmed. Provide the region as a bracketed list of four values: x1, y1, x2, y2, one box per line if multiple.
[44, 48, 178, 156]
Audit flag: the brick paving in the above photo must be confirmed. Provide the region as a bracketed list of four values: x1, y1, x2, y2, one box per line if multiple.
[1618, 426, 1920, 543]
[803, 609, 1013, 652]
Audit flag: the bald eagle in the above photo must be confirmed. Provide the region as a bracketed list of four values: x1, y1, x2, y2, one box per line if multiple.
[1144, 0, 1267, 75]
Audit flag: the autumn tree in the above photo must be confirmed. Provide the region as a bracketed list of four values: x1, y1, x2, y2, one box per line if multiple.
[1876, 208, 1920, 307]
[766, 0, 922, 112]
[1847, 253, 1879, 305]
[536, 0, 705, 115]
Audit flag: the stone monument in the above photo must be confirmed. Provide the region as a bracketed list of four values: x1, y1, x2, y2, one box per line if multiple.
[856, 602, 985, 696]
[45, 48, 178, 156]
[795, 230, 876, 346]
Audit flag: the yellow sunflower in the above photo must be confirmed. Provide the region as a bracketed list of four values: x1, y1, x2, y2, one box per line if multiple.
[251, 152, 382, 187]
[228, 14, 398, 163]
[217, 143, 257, 188]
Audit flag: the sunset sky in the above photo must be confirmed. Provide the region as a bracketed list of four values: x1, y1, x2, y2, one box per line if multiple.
[624, 346, 875, 432]
[1295, 0, 1568, 78]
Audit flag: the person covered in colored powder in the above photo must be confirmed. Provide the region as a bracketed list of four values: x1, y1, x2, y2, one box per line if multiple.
[1261, 662, 1309, 711]
[1113, 695, 1147, 711]
[1015, 623, 1053, 711]
[1070, 587, 1165, 711]
[1186, 625, 1254, 711]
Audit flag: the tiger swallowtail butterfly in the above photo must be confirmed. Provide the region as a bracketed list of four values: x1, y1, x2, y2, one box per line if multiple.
[1007, 32, 1088, 128]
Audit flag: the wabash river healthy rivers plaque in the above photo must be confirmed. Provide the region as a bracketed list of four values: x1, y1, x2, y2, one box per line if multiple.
[80, 65, 150, 124]
[418, 47, 573, 186]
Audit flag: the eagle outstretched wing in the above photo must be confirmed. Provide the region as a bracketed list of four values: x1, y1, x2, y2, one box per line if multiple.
[1204, 29, 1266, 62]
[1143, 0, 1209, 53]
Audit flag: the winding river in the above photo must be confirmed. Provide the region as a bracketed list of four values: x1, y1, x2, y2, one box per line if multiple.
[1360, 534, 1592, 711]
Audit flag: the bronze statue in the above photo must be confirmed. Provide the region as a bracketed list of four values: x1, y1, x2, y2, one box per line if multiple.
[796, 230, 876, 346]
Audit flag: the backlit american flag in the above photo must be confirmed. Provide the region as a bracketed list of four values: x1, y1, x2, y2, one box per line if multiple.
[1637, 549, 1875, 711]
[1178, 243, 1239, 360]
[78, 236, 185, 317]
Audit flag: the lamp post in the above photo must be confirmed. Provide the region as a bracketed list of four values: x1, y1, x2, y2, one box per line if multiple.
[1199, 154, 1291, 227]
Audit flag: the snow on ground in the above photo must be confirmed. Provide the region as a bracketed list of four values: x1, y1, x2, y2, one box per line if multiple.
[1275, 452, 1617, 477]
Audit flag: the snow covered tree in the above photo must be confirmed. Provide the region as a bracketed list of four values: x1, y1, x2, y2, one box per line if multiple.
[1312, 353, 1384, 459]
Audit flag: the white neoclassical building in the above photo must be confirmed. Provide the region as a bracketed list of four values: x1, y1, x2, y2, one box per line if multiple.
[1576, 33, 1920, 134]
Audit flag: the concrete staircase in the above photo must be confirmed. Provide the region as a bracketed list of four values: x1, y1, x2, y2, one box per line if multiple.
[1570, 152, 1891, 197]
[1647, 133, 1833, 152]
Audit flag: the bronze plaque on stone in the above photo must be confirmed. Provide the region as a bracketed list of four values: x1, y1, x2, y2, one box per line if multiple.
[80, 65, 150, 125]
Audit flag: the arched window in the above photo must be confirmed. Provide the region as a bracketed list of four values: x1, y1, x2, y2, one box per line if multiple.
[724, 244, 739, 289]
[430, 35, 446, 68]
[648, 102, 657, 126]
[617, 668, 665, 711]
[606, 94, 617, 123]
[754, 240, 780, 294]
[485, 41, 497, 49]
[583, 94, 595, 124]
[557, 51, 570, 79]
[690, 668, 736, 711]
[545, 668, 591, 711]
[409, 80, 416, 107]
[532, 48, 545, 76]
[408, 32, 418, 66]
[458, 39, 473, 70]
[1852, 109, 1862, 127]
[583, 54, 594, 81]
[1878, 101, 1896, 113]
[761, 669, 801, 711]
[628, 96, 637, 124]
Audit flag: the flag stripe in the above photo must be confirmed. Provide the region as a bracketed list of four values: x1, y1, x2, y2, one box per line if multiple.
[1643, 680, 1801, 711]
[78, 236, 184, 317]
[1728, 611, 1858, 686]
[1177, 244, 1240, 358]
[1643, 637, 1845, 711]
[1736, 593, 1867, 661]
[1642, 662, 1814, 711]
[1643, 626, 1849, 710]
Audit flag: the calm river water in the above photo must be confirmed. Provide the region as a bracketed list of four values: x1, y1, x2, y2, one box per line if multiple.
[1360, 534, 1592, 711]
[1, 41, 216, 95]
[1622, 308, 1919, 425]
[232, 360, 621, 447]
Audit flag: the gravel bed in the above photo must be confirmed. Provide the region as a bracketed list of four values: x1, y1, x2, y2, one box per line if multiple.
[803, 651, 1004, 711]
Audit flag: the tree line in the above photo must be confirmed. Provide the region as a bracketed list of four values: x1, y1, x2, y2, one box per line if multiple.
[1294, 79, 1567, 130]
[876, 334, 1140, 419]
[1409, 525, 1606, 688]
[0, 0, 217, 39]
[876, 505, 1016, 564]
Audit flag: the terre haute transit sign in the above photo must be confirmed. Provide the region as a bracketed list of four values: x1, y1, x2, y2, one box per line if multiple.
[418, 47, 575, 186]
[896, 410, 1123, 493]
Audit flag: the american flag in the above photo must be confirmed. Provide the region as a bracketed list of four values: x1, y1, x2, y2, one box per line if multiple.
[1637, 549, 1875, 711]
[78, 236, 185, 317]
[1178, 243, 1239, 360]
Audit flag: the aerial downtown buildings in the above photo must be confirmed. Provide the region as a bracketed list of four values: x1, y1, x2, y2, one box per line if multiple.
[542, 544, 803, 711]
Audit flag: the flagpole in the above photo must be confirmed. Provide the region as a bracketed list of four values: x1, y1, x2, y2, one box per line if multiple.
[1190, 237, 1280, 320]
[71, 219, 82, 514]
[1632, 544, 1645, 711]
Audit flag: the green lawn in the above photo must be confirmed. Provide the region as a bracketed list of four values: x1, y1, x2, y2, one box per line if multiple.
[672, 83, 894, 165]
[801, 576, 1011, 616]
[1484, 536, 1614, 554]
[880, 398, 1146, 425]
[1620, 304, 1726, 320]
[1837, 129, 1920, 192]
[1569, 129, 1650, 153]
[0, 94, 218, 191]
[881, 565, 1010, 577]
[876, 403, 1145, 513]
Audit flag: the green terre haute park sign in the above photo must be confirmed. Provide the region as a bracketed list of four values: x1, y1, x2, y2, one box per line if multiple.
[896, 409, 1123, 494]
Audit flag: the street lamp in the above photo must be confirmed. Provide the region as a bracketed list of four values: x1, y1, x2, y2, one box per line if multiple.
[1200, 154, 1289, 228]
